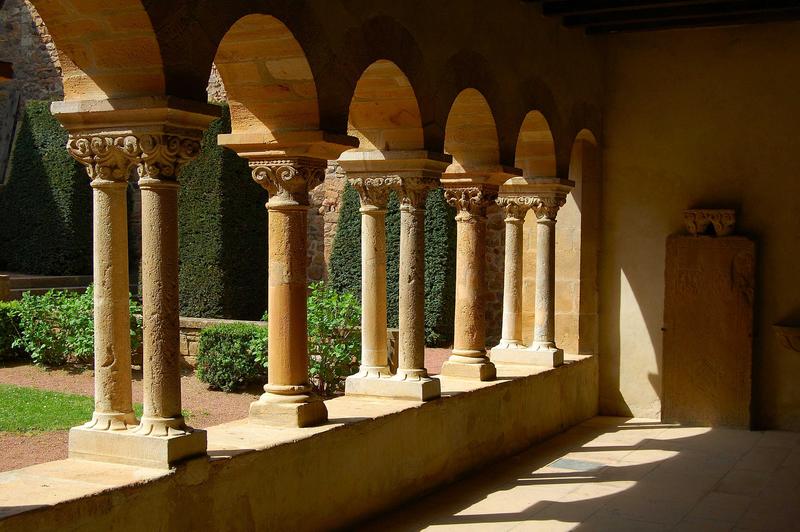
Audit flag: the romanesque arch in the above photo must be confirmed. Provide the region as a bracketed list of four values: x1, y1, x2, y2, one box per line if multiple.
[347, 60, 424, 152]
[31, 0, 165, 100]
[444, 88, 501, 173]
[213, 14, 320, 140]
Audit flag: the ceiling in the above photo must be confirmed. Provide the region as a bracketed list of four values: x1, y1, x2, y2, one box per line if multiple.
[530, 0, 800, 34]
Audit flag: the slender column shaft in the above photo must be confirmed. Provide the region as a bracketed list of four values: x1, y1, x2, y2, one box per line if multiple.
[502, 219, 524, 344]
[494, 198, 529, 350]
[89, 179, 136, 429]
[137, 178, 185, 435]
[398, 198, 427, 376]
[249, 157, 328, 426]
[533, 217, 556, 346]
[452, 212, 487, 354]
[266, 203, 311, 393]
[441, 186, 497, 381]
[360, 204, 389, 372]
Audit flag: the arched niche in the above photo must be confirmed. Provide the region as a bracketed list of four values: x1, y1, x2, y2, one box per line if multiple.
[214, 14, 319, 139]
[346, 60, 424, 152]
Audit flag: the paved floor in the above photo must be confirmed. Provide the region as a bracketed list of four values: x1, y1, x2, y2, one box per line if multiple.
[359, 417, 800, 531]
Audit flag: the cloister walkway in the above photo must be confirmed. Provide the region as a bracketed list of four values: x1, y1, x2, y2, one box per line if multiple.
[359, 417, 800, 531]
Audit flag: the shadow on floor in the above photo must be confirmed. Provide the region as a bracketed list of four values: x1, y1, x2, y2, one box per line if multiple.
[354, 417, 800, 531]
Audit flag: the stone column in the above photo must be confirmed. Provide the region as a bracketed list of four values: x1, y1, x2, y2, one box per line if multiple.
[388, 177, 441, 401]
[345, 177, 398, 396]
[249, 157, 328, 427]
[493, 197, 531, 350]
[133, 135, 201, 437]
[67, 136, 139, 431]
[526, 191, 568, 367]
[440, 185, 498, 381]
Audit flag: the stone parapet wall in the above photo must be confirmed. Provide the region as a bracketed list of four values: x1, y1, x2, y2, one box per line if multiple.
[0, 356, 599, 530]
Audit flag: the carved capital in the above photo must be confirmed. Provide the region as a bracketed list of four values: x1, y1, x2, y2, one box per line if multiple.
[136, 134, 201, 180]
[349, 176, 402, 210]
[395, 177, 439, 211]
[445, 186, 498, 221]
[250, 157, 327, 207]
[531, 194, 567, 221]
[67, 135, 140, 182]
[684, 209, 736, 236]
[497, 196, 534, 223]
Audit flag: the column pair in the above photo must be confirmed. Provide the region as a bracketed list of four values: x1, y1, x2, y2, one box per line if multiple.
[57, 99, 217, 467]
[344, 174, 441, 401]
[491, 181, 572, 367]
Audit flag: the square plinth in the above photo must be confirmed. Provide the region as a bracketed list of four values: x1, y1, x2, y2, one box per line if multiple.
[68, 426, 207, 469]
[490, 347, 564, 368]
[345, 374, 441, 401]
[249, 399, 328, 428]
[439, 360, 497, 381]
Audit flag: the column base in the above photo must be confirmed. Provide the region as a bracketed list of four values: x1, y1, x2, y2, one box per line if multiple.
[249, 394, 328, 428]
[491, 345, 564, 367]
[346, 372, 441, 401]
[493, 339, 527, 350]
[68, 425, 207, 469]
[440, 352, 496, 381]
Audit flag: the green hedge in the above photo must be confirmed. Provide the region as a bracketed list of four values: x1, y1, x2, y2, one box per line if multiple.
[0, 100, 91, 275]
[328, 183, 456, 346]
[0, 301, 23, 361]
[178, 105, 268, 320]
[196, 323, 268, 392]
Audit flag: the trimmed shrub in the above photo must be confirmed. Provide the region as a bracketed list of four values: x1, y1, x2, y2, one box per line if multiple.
[13, 286, 142, 367]
[178, 105, 268, 320]
[306, 282, 361, 397]
[328, 183, 362, 298]
[196, 323, 268, 392]
[328, 185, 456, 346]
[0, 301, 24, 361]
[0, 100, 91, 275]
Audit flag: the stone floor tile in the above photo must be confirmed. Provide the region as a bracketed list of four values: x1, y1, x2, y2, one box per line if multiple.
[576, 510, 672, 531]
[685, 492, 753, 523]
[734, 446, 791, 473]
[673, 518, 735, 532]
[757, 431, 800, 449]
[715, 469, 771, 496]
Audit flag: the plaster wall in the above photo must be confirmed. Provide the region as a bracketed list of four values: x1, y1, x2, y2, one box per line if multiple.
[601, 21, 800, 429]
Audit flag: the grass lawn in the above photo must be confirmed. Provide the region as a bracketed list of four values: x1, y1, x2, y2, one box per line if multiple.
[0, 384, 192, 433]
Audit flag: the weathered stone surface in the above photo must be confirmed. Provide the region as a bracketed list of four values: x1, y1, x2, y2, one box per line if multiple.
[662, 235, 755, 429]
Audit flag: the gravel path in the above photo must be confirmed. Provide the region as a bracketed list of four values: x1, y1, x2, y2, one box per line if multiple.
[0, 348, 451, 472]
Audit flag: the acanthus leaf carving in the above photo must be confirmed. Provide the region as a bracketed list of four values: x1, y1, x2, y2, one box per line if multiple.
[531, 194, 566, 221]
[67, 135, 140, 182]
[496, 196, 534, 223]
[137, 134, 201, 180]
[349, 176, 402, 209]
[250, 157, 327, 207]
[445, 186, 498, 221]
[395, 177, 439, 211]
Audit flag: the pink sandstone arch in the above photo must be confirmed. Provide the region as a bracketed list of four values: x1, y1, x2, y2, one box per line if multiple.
[214, 14, 320, 140]
[347, 60, 424, 152]
[30, 0, 165, 100]
[444, 88, 501, 173]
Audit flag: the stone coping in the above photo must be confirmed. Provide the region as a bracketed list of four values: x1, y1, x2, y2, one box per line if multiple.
[0, 355, 597, 530]
[178, 316, 266, 330]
